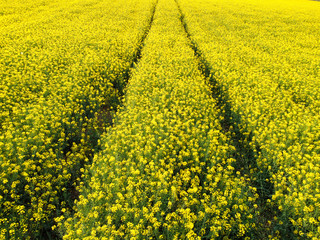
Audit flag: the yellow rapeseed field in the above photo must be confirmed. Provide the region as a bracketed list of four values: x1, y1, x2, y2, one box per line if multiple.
[1, 0, 319, 239]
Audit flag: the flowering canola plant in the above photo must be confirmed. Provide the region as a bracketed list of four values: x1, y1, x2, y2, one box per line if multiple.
[177, 0, 320, 238]
[0, 0, 156, 238]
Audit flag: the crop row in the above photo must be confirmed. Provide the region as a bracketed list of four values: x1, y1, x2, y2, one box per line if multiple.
[0, 0, 156, 238]
[177, 0, 320, 238]
[60, 0, 261, 239]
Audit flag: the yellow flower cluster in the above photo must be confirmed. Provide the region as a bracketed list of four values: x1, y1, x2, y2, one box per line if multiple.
[0, 0, 156, 238]
[177, 0, 320, 238]
[62, 0, 259, 238]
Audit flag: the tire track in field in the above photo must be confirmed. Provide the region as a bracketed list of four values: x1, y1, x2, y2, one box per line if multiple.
[72, 0, 159, 195]
[116, 0, 159, 97]
[93, 0, 159, 146]
[44, 2, 160, 239]
[93, 0, 159, 148]
[174, 0, 296, 238]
